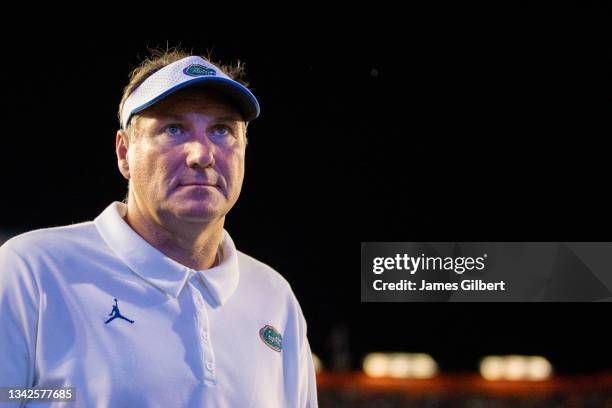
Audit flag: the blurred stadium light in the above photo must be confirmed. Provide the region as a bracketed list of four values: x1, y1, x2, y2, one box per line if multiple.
[480, 355, 553, 381]
[312, 353, 323, 373]
[363, 353, 438, 379]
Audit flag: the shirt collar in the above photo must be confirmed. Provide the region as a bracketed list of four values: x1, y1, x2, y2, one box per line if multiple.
[94, 202, 240, 304]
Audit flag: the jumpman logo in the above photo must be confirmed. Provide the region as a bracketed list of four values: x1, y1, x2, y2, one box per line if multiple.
[104, 298, 135, 325]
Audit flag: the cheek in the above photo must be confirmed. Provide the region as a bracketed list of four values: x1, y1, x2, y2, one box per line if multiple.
[128, 144, 179, 190]
[221, 149, 246, 186]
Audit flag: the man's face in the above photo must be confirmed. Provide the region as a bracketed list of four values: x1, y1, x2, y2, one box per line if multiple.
[117, 88, 247, 225]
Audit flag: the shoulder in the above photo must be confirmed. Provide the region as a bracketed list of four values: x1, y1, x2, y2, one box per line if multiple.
[234, 250, 310, 339]
[234, 250, 307, 319]
[0, 222, 104, 279]
[0, 225, 96, 303]
[1, 221, 99, 259]
[236, 250, 293, 294]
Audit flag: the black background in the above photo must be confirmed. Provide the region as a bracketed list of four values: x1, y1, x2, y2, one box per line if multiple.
[0, 11, 610, 375]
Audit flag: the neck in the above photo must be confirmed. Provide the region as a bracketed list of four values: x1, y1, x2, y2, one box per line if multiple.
[124, 200, 224, 271]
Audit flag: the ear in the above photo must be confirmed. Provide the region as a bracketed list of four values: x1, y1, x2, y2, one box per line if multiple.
[243, 122, 249, 147]
[116, 129, 130, 180]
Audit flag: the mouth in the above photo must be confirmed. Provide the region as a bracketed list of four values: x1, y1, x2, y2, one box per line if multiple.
[178, 183, 218, 188]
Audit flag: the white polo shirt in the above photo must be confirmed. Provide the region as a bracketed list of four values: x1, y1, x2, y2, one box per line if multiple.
[0, 202, 318, 407]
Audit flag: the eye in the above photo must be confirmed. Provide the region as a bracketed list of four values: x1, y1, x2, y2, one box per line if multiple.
[211, 125, 232, 138]
[165, 124, 184, 136]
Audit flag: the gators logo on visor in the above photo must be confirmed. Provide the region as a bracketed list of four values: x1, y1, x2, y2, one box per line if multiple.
[183, 64, 217, 77]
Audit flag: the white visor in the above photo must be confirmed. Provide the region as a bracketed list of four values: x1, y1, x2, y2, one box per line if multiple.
[120, 56, 260, 129]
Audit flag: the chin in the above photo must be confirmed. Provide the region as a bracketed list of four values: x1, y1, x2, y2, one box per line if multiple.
[172, 202, 223, 222]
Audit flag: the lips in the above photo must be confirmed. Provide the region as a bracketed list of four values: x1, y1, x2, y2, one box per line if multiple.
[177, 175, 226, 191]
[178, 183, 219, 191]
[179, 183, 217, 187]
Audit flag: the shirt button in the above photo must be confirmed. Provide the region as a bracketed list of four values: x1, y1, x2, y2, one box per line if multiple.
[201, 330, 209, 341]
[206, 362, 214, 371]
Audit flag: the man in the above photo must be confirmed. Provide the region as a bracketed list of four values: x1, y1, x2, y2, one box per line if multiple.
[0, 50, 318, 407]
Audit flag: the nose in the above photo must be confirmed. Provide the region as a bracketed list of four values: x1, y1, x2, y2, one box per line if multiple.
[185, 136, 215, 169]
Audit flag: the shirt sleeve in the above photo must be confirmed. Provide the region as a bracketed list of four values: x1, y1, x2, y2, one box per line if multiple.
[298, 332, 319, 408]
[0, 243, 39, 394]
[283, 292, 318, 408]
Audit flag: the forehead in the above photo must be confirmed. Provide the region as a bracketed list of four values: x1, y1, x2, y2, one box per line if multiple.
[140, 87, 244, 121]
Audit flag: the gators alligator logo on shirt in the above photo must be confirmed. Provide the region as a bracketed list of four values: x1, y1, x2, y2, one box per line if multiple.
[259, 325, 283, 352]
[183, 64, 217, 77]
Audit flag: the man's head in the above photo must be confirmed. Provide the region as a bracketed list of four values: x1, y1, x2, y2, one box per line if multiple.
[115, 50, 259, 227]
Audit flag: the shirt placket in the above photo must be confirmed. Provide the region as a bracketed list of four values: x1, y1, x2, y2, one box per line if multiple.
[189, 273, 217, 384]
